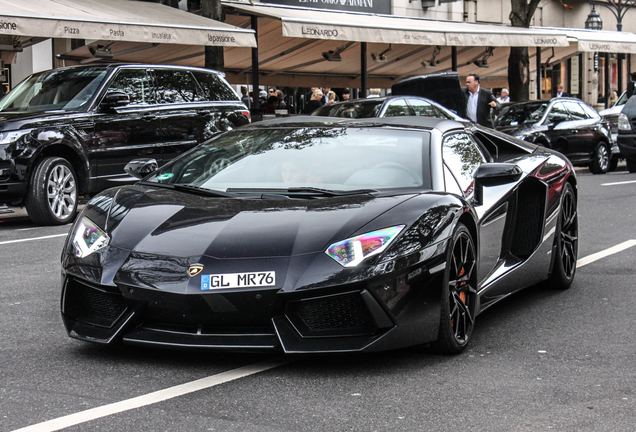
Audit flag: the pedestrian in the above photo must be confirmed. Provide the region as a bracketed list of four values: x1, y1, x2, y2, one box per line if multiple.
[368, 88, 381, 98]
[497, 88, 510, 103]
[304, 89, 323, 114]
[258, 89, 268, 106]
[326, 91, 336, 105]
[342, 88, 351, 101]
[276, 90, 287, 109]
[556, 84, 570, 98]
[240, 85, 251, 108]
[463, 73, 499, 128]
[609, 90, 618, 106]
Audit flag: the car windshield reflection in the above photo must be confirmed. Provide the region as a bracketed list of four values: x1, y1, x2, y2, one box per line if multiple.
[496, 102, 548, 127]
[147, 127, 429, 192]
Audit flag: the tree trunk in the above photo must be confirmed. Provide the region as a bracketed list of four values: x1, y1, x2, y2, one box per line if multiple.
[202, 0, 225, 72]
[508, 0, 541, 101]
[508, 46, 529, 101]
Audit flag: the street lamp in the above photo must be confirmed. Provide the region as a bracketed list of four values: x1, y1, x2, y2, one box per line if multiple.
[585, 2, 603, 30]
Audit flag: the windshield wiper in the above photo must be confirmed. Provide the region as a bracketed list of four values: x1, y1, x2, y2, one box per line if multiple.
[140, 181, 237, 198]
[285, 187, 377, 197]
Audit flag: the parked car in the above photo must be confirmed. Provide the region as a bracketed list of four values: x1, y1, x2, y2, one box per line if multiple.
[495, 98, 612, 174]
[616, 94, 636, 173]
[0, 64, 250, 225]
[310, 95, 464, 120]
[599, 90, 628, 170]
[61, 116, 577, 354]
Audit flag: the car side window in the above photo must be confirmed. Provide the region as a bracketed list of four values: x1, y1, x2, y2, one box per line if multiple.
[442, 132, 487, 196]
[443, 164, 463, 195]
[106, 69, 153, 106]
[547, 102, 570, 122]
[581, 103, 601, 118]
[191, 71, 238, 101]
[154, 69, 199, 103]
[563, 101, 588, 120]
[384, 99, 411, 117]
[408, 98, 449, 119]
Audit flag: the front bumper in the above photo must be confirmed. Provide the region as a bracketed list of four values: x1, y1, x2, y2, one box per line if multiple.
[61, 256, 444, 353]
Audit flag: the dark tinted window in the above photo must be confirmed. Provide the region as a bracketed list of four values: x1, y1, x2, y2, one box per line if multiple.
[106, 69, 153, 105]
[564, 101, 588, 120]
[408, 98, 450, 119]
[154, 69, 199, 103]
[191, 71, 238, 101]
[547, 102, 570, 122]
[384, 99, 411, 117]
[311, 100, 384, 118]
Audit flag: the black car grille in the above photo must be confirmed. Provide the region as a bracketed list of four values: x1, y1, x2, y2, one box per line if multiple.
[286, 291, 376, 337]
[63, 277, 128, 328]
[603, 114, 619, 134]
[511, 179, 546, 259]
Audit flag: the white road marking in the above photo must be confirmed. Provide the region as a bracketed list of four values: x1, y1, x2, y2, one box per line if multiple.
[578, 240, 636, 268]
[0, 233, 68, 246]
[601, 179, 636, 186]
[11, 358, 290, 432]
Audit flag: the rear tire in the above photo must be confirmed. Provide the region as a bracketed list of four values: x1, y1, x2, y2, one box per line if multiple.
[589, 142, 609, 174]
[548, 182, 578, 290]
[25, 157, 78, 225]
[430, 223, 477, 354]
[627, 158, 636, 173]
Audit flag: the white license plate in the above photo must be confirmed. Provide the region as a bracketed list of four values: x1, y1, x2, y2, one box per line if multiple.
[200, 271, 276, 290]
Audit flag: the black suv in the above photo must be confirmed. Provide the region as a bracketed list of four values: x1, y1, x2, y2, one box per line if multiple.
[0, 64, 250, 224]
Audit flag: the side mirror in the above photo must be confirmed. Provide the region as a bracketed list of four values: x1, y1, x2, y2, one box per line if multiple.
[547, 114, 567, 127]
[125, 158, 158, 179]
[473, 163, 523, 205]
[100, 91, 130, 110]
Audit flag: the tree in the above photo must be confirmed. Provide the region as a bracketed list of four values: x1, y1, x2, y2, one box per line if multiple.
[202, 0, 225, 72]
[508, 0, 541, 101]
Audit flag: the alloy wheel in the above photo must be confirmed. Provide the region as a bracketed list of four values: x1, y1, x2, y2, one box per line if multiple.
[47, 163, 77, 220]
[447, 231, 477, 344]
[558, 186, 578, 279]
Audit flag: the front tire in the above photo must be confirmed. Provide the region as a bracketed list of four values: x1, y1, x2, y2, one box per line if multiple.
[25, 157, 78, 225]
[589, 142, 609, 174]
[431, 223, 477, 354]
[627, 158, 636, 173]
[548, 182, 578, 290]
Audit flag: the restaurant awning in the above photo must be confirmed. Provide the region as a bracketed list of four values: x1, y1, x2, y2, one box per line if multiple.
[549, 27, 636, 54]
[0, 0, 256, 48]
[223, 2, 570, 48]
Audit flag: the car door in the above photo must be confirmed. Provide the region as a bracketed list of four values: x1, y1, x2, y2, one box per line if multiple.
[544, 101, 577, 153]
[562, 100, 597, 159]
[91, 67, 161, 190]
[152, 68, 206, 165]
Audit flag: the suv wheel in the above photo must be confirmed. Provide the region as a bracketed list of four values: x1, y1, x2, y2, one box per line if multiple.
[25, 157, 78, 225]
[627, 158, 636, 173]
[589, 142, 609, 174]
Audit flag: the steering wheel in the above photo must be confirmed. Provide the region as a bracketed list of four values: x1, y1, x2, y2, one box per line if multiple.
[371, 162, 421, 184]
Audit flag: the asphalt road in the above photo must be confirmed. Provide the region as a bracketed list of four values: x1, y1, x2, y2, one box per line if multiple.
[1, 166, 636, 432]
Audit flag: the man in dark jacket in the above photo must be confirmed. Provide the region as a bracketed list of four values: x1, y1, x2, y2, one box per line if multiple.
[463, 74, 499, 128]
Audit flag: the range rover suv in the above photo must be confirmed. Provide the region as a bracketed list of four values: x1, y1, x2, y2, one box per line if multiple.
[0, 64, 250, 225]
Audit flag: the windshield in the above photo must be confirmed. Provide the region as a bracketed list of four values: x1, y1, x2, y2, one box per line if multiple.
[147, 127, 429, 192]
[312, 100, 384, 118]
[0, 67, 108, 113]
[495, 102, 548, 127]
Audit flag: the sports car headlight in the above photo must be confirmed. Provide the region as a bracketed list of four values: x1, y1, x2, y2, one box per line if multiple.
[72, 217, 110, 258]
[618, 113, 631, 131]
[326, 225, 405, 267]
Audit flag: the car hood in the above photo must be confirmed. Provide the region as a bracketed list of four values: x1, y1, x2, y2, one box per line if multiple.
[0, 110, 82, 130]
[391, 71, 466, 118]
[94, 185, 419, 259]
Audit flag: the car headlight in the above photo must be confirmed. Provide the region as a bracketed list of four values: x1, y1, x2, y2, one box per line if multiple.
[0, 129, 32, 144]
[618, 113, 632, 131]
[326, 225, 405, 267]
[72, 217, 110, 258]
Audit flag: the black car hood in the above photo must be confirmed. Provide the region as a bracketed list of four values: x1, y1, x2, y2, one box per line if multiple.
[495, 124, 536, 136]
[102, 186, 418, 259]
[0, 110, 83, 130]
[391, 72, 466, 118]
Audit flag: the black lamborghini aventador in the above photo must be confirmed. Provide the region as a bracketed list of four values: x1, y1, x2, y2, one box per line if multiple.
[61, 116, 578, 354]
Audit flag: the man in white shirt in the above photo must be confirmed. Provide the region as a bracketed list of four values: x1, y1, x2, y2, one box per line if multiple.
[497, 88, 510, 103]
[463, 74, 499, 128]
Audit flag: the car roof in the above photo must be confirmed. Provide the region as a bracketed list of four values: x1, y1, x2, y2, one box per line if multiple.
[242, 115, 467, 133]
[34, 63, 224, 76]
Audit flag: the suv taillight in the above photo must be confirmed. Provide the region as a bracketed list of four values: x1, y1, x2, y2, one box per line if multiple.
[239, 109, 251, 122]
[618, 113, 631, 131]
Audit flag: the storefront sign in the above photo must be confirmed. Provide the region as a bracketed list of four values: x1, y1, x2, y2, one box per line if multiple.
[260, 0, 391, 15]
